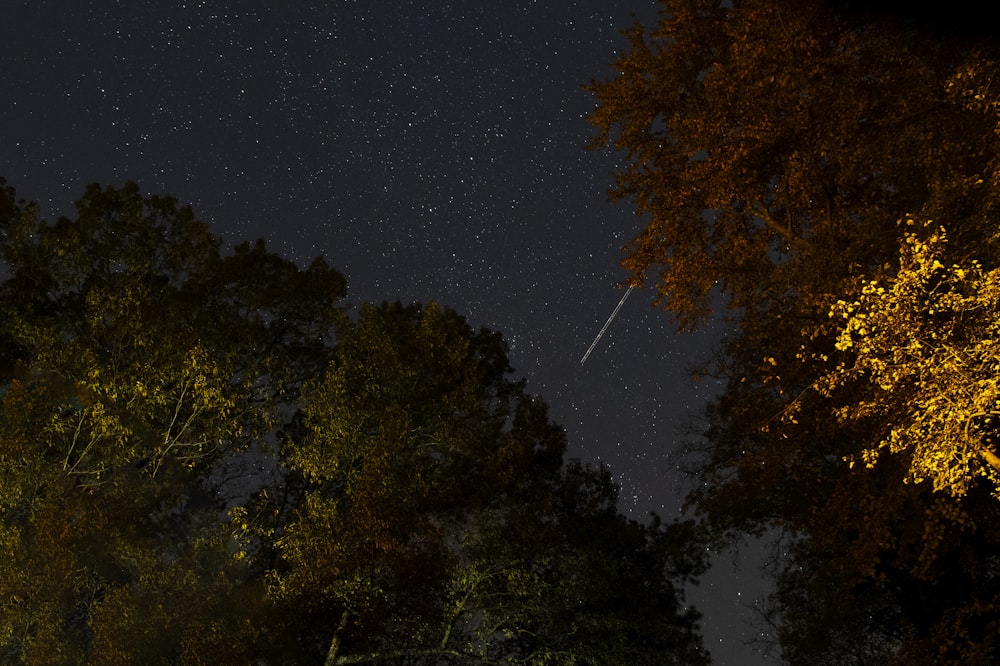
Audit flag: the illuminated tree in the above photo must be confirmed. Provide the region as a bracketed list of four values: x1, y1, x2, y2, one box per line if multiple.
[587, 0, 1000, 662]
[812, 222, 1000, 498]
[0, 181, 344, 661]
[0, 181, 708, 663]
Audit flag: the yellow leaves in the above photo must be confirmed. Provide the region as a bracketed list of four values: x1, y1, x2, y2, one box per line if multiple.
[28, 321, 239, 483]
[759, 355, 783, 384]
[812, 221, 1000, 499]
[178, 343, 234, 419]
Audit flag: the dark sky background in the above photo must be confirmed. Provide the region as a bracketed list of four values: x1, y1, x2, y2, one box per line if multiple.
[1, 2, 772, 663]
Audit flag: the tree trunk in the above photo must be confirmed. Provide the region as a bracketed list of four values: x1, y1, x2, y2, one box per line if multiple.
[324, 610, 351, 666]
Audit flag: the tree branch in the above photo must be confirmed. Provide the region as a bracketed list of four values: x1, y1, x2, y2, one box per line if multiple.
[980, 447, 1000, 473]
[324, 610, 352, 666]
[331, 647, 486, 665]
[750, 201, 809, 251]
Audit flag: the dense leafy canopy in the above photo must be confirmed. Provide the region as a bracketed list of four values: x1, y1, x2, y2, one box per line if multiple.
[587, 0, 1000, 328]
[0, 180, 345, 663]
[0, 180, 708, 664]
[263, 301, 708, 664]
[588, 0, 1000, 663]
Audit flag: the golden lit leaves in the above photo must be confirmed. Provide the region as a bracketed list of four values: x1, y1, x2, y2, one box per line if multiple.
[810, 222, 1000, 498]
[947, 55, 1000, 138]
[38, 298, 239, 483]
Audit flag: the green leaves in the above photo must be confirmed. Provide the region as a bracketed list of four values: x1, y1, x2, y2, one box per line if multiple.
[0, 181, 347, 662]
[273, 301, 707, 664]
[0, 181, 708, 663]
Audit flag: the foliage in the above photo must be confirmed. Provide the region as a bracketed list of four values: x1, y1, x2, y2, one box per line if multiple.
[0, 180, 344, 662]
[808, 222, 1000, 498]
[0, 180, 708, 664]
[586, 0, 1000, 328]
[265, 301, 709, 664]
[587, 0, 1000, 662]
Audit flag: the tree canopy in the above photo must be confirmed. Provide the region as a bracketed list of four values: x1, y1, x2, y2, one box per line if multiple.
[266, 300, 708, 664]
[587, 0, 1000, 662]
[587, 0, 1000, 328]
[0, 180, 708, 664]
[0, 179, 346, 663]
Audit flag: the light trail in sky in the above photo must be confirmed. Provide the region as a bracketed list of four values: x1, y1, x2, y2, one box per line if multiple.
[580, 286, 634, 365]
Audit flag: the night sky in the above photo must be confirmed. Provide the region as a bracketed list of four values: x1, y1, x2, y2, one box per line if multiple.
[1, 2, 770, 663]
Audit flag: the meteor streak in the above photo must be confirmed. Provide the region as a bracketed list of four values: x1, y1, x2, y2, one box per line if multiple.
[580, 286, 634, 364]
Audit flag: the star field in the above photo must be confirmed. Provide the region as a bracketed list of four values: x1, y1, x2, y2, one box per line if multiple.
[2, 2, 770, 663]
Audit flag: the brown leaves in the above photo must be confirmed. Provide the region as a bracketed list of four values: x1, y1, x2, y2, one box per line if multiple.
[587, 0, 999, 331]
[591, 1, 1000, 660]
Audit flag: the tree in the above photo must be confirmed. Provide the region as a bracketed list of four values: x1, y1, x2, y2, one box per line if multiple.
[261, 301, 709, 665]
[0, 180, 345, 662]
[0, 181, 709, 663]
[762, 222, 1000, 664]
[586, 0, 1000, 328]
[586, 0, 1000, 662]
